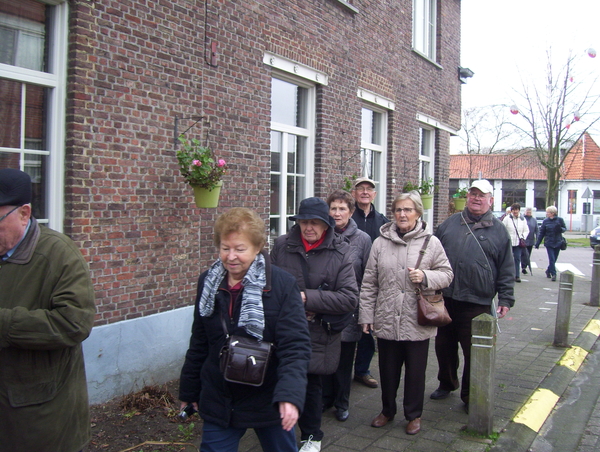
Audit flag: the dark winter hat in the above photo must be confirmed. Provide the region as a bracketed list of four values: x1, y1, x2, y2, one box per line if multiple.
[0, 168, 32, 207]
[289, 197, 335, 228]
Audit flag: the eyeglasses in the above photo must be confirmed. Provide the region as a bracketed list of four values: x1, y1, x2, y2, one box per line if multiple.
[467, 192, 490, 199]
[0, 206, 19, 224]
[395, 207, 415, 214]
[355, 187, 375, 193]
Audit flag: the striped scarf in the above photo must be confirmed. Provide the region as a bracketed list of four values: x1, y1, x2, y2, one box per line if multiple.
[199, 253, 267, 340]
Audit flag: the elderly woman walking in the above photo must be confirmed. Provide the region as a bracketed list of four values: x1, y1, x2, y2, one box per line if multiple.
[535, 206, 567, 281]
[179, 208, 311, 452]
[359, 191, 453, 435]
[271, 197, 358, 452]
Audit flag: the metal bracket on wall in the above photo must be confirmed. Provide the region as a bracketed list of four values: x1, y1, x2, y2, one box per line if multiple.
[174, 116, 210, 150]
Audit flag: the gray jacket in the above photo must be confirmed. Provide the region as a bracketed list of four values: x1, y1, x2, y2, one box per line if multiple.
[435, 210, 515, 308]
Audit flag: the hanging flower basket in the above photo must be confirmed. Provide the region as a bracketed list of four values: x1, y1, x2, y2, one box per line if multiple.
[421, 193, 434, 210]
[454, 197, 466, 211]
[192, 181, 223, 208]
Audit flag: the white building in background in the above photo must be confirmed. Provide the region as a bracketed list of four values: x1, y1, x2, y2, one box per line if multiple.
[449, 133, 600, 231]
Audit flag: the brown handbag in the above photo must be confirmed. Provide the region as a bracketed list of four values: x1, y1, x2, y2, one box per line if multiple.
[413, 235, 452, 327]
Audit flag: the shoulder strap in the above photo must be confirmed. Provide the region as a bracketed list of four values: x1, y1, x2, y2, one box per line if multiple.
[414, 234, 432, 270]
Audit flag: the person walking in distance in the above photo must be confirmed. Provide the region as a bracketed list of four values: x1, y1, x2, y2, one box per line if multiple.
[350, 177, 389, 389]
[430, 179, 515, 412]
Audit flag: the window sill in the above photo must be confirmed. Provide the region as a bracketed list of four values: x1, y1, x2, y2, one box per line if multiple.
[412, 49, 443, 70]
[333, 0, 359, 14]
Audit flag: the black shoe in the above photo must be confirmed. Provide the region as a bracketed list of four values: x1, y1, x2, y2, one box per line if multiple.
[551, 275, 556, 281]
[464, 403, 469, 414]
[430, 388, 451, 399]
[546, 270, 551, 278]
[522, 268, 527, 274]
[335, 408, 349, 422]
[515, 277, 521, 283]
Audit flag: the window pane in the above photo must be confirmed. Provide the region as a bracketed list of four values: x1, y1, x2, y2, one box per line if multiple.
[271, 78, 308, 127]
[361, 109, 373, 144]
[295, 136, 306, 174]
[0, 151, 21, 170]
[420, 129, 432, 157]
[25, 84, 45, 149]
[0, 78, 21, 148]
[0, 0, 47, 72]
[270, 131, 281, 172]
[270, 174, 280, 215]
[287, 136, 297, 173]
[27, 153, 46, 219]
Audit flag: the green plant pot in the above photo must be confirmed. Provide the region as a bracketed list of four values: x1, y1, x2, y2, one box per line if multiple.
[454, 197, 466, 211]
[421, 193, 433, 210]
[192, 181, 223, 208]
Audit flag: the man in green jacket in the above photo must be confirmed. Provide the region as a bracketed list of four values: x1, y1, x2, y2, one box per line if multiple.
[0, 168, 96, 452]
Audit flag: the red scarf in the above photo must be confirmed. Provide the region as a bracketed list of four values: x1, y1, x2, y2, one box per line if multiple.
[301, 233, 326, 252]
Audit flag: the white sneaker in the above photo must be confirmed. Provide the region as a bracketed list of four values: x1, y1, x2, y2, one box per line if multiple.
[299, 435, 321, 452]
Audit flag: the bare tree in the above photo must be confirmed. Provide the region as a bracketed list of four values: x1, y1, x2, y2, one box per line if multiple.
[459, 104, 519, 154]
[510, 50, 600, 206]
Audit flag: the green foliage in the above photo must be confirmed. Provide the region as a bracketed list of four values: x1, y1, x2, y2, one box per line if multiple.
[402, 178, 437, 195]
[176, 136, 227, 189]
[343, 174, 358, 192]
[453, 187, 468, 198]
[178, 422, 196, 441]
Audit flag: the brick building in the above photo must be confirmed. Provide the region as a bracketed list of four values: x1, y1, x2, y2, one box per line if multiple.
[0, 0, 463, 402]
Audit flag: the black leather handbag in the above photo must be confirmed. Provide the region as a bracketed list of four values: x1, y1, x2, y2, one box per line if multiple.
[219, 317, 273, 386]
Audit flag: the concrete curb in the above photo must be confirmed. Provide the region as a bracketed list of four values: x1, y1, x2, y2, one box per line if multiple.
[490, 314, 600, 451]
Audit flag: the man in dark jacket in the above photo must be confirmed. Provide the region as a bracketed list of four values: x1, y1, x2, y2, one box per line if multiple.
[0, 169, 96, 452]
[271, 197, 358, 452]
[351, 177, 388, 389]
[430, 179, 515, 412]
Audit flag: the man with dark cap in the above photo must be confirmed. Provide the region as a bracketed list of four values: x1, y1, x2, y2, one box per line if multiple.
[430, 179, 514, 413]
[271, 197, 358, 452]
[351, 177, 389, 389]
[0, 168, 96, 452]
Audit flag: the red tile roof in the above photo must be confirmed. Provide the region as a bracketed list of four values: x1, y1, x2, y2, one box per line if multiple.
[562, 132, 600, 180]
[449, 152, 546, 180]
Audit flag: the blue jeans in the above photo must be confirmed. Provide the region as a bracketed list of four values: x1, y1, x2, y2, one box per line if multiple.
[546, 246, 561, 277]
[200, 421, 297, 452]
[354, 332, 375, 376]
[512, 246, 522, 278]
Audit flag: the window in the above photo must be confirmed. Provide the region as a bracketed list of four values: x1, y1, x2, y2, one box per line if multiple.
[418, 127, 435, 227]
[413, 0, 436, 60]
[360, 107, 387, 213]
[0, 0, 68, 229]
[269, 76, 315, 242]
[593, 191, 600, 214]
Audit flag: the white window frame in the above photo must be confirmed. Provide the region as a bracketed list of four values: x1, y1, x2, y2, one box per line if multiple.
[413, 0, 437, 61]
[269, 73, 316, 240]
[418, 126, 435, 230]
[0, 0, 68, 231]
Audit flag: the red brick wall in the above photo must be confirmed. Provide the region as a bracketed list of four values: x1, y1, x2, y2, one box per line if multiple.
[64, 0, 461, 325]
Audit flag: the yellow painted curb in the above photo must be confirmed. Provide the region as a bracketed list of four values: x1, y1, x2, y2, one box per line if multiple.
[583, 319, 600, 337]
[559, 346, 588, 372]
[513, 388, 559, 432]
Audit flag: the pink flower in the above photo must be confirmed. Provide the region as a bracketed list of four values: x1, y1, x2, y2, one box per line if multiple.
[192, 160, 202, 166]
[217, 159, 226, 167]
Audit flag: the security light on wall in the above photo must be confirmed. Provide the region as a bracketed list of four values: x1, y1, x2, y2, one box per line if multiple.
[458, 67, 474, 84]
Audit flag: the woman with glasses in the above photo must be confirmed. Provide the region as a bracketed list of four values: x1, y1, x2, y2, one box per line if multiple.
[359, 191, 453, 435]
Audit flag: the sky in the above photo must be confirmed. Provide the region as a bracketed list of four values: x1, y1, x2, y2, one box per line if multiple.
[455, 0, 600, 151]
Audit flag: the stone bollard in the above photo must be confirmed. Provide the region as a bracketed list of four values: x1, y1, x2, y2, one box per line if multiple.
[591, 245, 600, 307]
[554, 271, 574, 347]
[468, 313, 496, 436]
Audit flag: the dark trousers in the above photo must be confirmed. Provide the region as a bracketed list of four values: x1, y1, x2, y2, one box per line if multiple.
[200, 421, 297, 452]
[322, 341, 357, 411]
[546, 246, 561, 276]
[522, 246, 533, 269]
[434, 297, 490, 404]
[299, 373, 324, 441]
[354, 331, 375, 376]
[378, 338, 429, 421]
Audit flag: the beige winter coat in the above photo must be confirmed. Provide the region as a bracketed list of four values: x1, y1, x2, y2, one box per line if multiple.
[359, 220, 453, 342]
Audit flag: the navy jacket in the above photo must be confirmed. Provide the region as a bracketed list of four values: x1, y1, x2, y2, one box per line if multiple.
[536, 216, 566, 249]
[179, 254, 311, 429]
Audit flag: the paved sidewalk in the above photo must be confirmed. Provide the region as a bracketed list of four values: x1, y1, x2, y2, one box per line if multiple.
[238, 250, 600, 451]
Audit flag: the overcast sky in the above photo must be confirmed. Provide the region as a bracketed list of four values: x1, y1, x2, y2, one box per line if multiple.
[455, 0, 600, 150]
